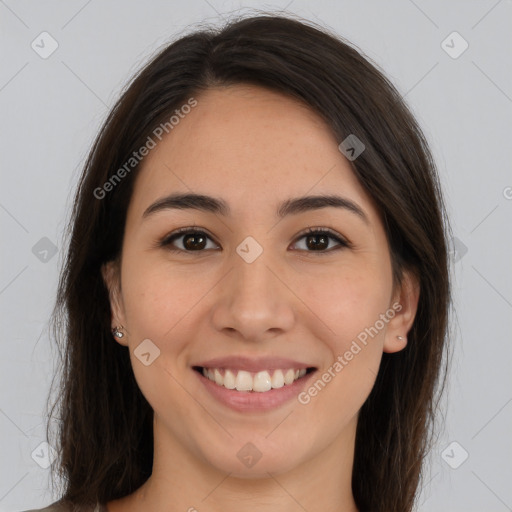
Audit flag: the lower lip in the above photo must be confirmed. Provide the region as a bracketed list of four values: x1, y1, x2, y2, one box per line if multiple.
[195, 369, 316, 412]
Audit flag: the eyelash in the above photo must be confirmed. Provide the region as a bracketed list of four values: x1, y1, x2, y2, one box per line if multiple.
[158, 226, 351, 255]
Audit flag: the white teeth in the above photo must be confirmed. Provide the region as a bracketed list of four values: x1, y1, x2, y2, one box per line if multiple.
[235, 370, 253, 391]
[284, 369, 295, 385]
[253, 371, 272, 392]
[271, 369, 285, 389]
[224, 369, 236, 389]
[201, 367, 309, 392]
[214, 369, 223, 386]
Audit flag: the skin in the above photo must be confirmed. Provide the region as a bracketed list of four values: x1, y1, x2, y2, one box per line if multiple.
[102, 84, 420, 512]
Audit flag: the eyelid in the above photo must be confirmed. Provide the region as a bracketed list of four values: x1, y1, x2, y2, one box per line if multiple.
[158, 226, 218, 248]
[295, 226, 352, 248]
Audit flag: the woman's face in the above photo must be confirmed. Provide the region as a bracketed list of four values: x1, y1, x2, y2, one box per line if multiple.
[103, 84, 418, 478]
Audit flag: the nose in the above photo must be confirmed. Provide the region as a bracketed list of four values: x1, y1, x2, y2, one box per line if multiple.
[210, 246, 296, 343]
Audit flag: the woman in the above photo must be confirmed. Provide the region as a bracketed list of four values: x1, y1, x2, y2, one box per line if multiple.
[24, 12, 452, 512]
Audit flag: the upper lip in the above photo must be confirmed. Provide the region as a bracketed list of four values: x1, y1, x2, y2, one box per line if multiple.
[194, 356, 316, 373]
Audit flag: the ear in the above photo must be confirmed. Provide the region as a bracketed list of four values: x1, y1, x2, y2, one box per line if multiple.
[101, 260, 128, 346]
[383, 269, 420, 354]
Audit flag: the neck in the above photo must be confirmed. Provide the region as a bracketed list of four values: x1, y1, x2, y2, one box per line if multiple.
[109, 414, 359, 512]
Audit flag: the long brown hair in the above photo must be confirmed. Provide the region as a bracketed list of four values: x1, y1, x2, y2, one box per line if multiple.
[46, 12, 453, 512]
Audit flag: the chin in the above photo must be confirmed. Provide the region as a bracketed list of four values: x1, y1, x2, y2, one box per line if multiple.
[199, 436, 310, 478]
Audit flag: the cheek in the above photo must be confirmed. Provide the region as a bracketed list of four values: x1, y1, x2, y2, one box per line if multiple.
[119, 257, 201, 416]
[121, 255, 212, 339]
[300, 259, 391, 340]
[299, 273, 387, 427]
[298, 260, 391, 401]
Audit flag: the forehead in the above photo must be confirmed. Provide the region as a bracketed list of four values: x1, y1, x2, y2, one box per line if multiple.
[128, 84, 377, 223]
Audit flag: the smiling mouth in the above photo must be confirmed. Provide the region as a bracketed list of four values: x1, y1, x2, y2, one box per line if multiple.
[193, 366, 316, 393]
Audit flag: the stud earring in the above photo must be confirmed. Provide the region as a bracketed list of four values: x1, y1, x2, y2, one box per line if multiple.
[396, 335, 406, 341]
[112, 326, 125, 339]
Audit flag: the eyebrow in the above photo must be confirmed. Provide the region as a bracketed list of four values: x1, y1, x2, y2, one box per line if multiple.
[142, 192, 369, 224]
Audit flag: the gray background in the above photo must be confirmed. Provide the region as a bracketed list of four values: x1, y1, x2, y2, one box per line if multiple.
[1, 1, 511, 511]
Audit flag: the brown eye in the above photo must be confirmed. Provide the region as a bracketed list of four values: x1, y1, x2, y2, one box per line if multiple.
[181, 232, 207, 250]
[160, 229, 219, 252]
[305, 233, 329, 251]
[291, 228, 349, 254]
[159, 226, 349, 255]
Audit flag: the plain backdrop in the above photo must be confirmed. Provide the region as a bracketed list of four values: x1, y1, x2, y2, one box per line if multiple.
[1, 1, 511, 511]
